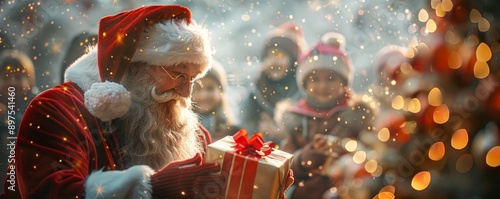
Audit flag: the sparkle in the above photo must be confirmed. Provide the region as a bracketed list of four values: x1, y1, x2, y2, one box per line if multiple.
[96, 184, 105, 197]
[116, 33, 124, 44]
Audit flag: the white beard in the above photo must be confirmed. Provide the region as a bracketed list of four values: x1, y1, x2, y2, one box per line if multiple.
[113, 68, 203, 170]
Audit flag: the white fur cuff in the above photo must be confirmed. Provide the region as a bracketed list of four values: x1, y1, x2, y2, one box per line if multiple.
[84, 81, 131, 121]
[85, 165, 155, 199]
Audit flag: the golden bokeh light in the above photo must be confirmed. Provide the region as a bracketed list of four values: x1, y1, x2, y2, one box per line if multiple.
[392, 95, 405, 110]
[411, 171, 431, 191]
[418, 9, 429, 22]
[353, 151, 367, 164]
[375, 185, 396, 199]
[456, 154, 473, 173]
[428, 87, 443, 106]
[430, 0, 440, 9]
[378, 128, 390, 142]
[441, 0, 453, 12]
[451, 129, 468, 150]
[435, 4, 446, 17]
[476, 43, 492, 62]
[345, 140, 358, 152]
[375, 192, 395, 199]
[426, 19, 437, 33]
[433, 104, 450, 124]
[408, 98, 422, 113]
[365, 159, 378, 173]
[428, 142, 445, 161]
[486, 146, 500, 167]
[473, 61, 490, 79]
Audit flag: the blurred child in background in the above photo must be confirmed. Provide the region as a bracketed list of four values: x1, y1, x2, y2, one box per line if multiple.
[192, 60, 240, 141]
[0, 50, 38, 193]
[278, 32, 375, 199]
[239, 21, 308, 142]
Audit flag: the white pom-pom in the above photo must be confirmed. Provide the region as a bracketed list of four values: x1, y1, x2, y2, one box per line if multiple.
[84, 81, 131, 121]
[321, 32, 346, 51]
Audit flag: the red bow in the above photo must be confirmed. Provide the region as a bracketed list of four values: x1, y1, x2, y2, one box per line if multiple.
[233, 129, 274, 157]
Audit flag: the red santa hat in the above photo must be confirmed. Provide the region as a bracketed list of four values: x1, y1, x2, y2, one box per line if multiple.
[84, 5, 212, 121]
[296, 32, 353, 93]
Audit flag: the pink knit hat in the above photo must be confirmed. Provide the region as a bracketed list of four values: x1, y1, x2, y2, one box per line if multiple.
[296, 32, 353, 93]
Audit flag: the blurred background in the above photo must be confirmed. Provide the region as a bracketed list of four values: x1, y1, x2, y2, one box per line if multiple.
[1, 0, 499, 198]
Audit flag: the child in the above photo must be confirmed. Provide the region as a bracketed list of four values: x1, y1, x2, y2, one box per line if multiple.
[279, 32, 374, 199]
[238, 21, 308, 142]
[0, 50, 38, 193]
[192, 60, 240, 141]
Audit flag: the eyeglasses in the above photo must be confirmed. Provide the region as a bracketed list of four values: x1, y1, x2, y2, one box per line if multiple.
[161, 66, 188, 90]
[160, 66, 202, 91]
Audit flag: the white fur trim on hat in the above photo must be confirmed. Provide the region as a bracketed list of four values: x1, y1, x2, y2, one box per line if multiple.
[84, 81, 131, 122]
[296, 54, 352, 94]
[65, 47, 131, 121]
[85, 165, 154, 199]
[132, 20, 212, 75]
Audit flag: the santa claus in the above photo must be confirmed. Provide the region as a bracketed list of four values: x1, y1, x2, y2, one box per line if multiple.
[2, 5, 226, 199]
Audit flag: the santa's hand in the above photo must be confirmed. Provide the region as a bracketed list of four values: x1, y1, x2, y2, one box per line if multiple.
[150, 153, 220, 198]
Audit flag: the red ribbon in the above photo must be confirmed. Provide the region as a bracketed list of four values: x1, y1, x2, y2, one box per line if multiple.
[233, 129, 274, 157]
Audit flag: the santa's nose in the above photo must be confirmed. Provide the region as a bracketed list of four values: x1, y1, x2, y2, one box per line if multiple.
[175, 81, 192, 98]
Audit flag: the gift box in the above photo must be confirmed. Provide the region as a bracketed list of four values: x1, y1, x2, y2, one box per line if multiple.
[205, 129, 294, 199]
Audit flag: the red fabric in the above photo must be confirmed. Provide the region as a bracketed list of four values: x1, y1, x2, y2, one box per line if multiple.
[98, 5, 191, 83]
[3, 81, 213, 198]
[3, 82, 117, 198]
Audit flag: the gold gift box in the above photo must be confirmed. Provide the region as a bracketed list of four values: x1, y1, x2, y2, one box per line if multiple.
[205, 135, 294, 199]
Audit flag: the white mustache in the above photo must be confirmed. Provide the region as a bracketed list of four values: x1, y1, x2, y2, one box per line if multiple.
[151, 86, 187, 104]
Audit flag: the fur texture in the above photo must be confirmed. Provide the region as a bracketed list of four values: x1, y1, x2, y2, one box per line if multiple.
[85, 165, 154, 199]
[64, 47, 100, 92]
[132, 20, 212, 74]
[64, 19, 213, 121]
[84, 81, 131, 121]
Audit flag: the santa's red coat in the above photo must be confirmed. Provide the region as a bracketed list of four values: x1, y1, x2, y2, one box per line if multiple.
[2, 81, 211, 198]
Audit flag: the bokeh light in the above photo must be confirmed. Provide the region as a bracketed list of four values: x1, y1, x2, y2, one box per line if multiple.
[451, 129, 468, 150]
[378, 128, 390, 142]
[476, 43, 492, 62]
[433, 104, 449, 124]
[392, 95, 405, 110]
[428, 87, 443, 106]
[364, 159, 378, 173]
[486, 146, 500, 167]
[345, 139, 358, 152]
[375, 185, 396, 199]
[429, 142, 445, 161]
[408, 98, 421, 113]
[473, 61, 490, 79]
[353, 151, 367, 164]
[411, 171, 431, 191]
